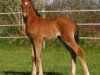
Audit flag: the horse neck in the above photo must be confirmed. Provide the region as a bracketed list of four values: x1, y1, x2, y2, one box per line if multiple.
[27, 5, 39, 21]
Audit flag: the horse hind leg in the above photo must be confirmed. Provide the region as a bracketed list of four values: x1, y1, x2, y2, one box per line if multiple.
[58, 36, 76, 75]
[58, 36, 89, 75]
[68, 40, 89, 75]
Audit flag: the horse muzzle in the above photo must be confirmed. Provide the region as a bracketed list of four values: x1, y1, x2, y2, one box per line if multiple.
[23, 13, 27, 17]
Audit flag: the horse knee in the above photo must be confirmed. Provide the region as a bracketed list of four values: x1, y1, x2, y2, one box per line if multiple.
[32, 53, 41, 62]
[31, 55, 36, 61]
[77, 47, 84, 59]
[69, 42, 84, 59]
[36, 53, 42, 62]
[36, 56, 41, 62]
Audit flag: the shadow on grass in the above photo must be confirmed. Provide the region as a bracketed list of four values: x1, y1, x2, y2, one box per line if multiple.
[3, 71, 62, 75]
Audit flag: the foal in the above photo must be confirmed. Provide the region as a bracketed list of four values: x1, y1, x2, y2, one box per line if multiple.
[21, 0, 89, 75]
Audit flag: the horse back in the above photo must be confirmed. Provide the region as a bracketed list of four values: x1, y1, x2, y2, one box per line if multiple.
[26, 17, 77, 40]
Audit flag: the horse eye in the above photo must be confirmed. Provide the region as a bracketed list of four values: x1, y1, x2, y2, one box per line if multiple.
[21, 4, 24, 7]
[20, 5, 22, 7]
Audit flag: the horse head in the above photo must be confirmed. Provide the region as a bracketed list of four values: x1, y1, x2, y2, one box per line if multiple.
[21, 0, 32, 17]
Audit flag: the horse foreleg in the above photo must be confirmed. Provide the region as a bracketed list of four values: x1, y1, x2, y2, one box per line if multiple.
[38, 59, 43, 75]
[31, 43, 36, 75]
[33, 38, 43, 75]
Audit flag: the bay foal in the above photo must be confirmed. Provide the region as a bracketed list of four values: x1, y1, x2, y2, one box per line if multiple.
[21, 0, 89, 75]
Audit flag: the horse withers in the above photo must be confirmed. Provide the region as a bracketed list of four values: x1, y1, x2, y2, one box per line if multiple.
[21, 0, 90, 75]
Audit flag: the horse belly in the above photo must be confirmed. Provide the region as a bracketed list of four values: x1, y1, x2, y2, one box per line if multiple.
[40, 20, 60, 40]
[43, 28, 60, 40]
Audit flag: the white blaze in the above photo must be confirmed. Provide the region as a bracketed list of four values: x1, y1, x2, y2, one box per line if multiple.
[25, 2, 28, 5]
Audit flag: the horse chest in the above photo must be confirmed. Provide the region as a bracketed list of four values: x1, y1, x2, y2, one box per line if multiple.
[25, 25, 40, 38]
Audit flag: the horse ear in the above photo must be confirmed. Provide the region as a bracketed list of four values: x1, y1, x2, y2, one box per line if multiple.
[21, 0, 32, 2]
[21, 0, 24, 2]
[21, 0, 25, 3]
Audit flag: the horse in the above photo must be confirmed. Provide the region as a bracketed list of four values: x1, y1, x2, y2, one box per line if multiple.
[21, 0, 89, 75]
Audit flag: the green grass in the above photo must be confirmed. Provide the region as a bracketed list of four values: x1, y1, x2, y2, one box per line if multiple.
[0, 40, 100, 75]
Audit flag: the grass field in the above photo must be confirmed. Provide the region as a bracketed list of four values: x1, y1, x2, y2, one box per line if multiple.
[0, 39, 100, 75]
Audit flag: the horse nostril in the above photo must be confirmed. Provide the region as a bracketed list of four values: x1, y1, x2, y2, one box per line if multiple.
[23, 13, 27, 17]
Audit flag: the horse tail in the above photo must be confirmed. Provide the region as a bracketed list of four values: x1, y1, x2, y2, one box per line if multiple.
[74, 26, 79, 43]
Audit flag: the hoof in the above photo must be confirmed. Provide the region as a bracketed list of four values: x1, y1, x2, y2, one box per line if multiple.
[70, 72, 75, 75]
[31, 72, 36, 75]
[39, 73, 43, 75]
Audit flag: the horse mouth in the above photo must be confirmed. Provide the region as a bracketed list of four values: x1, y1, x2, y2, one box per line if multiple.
[23, 13, 27, 17]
